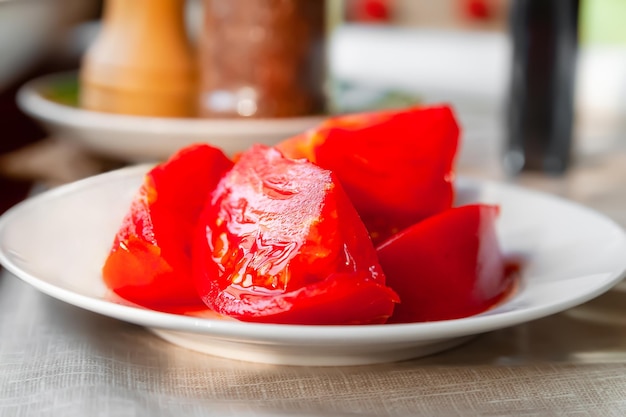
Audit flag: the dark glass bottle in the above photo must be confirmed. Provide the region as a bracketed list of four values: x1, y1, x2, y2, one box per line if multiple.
[505, 0, 580, 175]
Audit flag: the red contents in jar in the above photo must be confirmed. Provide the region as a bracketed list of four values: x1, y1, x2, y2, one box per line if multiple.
[198, 0, 327, 118]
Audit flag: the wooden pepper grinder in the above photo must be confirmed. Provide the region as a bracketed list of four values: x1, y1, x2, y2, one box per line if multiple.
[80, 0, 197, 118]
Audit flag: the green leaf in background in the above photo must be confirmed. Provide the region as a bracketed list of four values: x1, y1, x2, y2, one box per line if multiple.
[41, 77, 79, 107]
[333, 80, 420, 114]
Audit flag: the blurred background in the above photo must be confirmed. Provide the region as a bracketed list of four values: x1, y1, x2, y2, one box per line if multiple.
[2, 0, 626, 214]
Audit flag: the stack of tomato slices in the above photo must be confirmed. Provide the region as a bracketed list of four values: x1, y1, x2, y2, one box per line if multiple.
[102, 105, 517, 325]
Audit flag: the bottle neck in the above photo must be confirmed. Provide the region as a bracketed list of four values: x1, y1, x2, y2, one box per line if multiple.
[102, 0, 187, 36]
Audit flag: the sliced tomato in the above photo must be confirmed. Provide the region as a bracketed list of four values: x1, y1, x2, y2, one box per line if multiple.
[277, 105, 460, 244]
[376, 204, 516, 323]
[193, 144, 399, 324]
[102, 144, 233, 310]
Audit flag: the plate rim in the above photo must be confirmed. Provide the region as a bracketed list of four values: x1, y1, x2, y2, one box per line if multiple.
[16, 71, 329, 135]
[1, 165, 626, 345]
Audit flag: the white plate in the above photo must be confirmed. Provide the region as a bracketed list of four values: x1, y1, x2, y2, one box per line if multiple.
[1, 166, 625, 366]
[16, 72, 327, 162]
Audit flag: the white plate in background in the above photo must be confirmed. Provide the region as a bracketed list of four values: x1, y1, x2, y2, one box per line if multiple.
[17, 73, 327, 163]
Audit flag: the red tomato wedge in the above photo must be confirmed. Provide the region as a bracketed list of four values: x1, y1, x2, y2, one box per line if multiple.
[193, 144, 399, 324]
[102, 144, 233, 310]
[277, 105, 460, 244]
[377, 204, 516, 323]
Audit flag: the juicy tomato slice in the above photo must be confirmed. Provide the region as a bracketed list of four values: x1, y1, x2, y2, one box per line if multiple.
[376, 204, 516, 323]
[102, 144, 233, 310]
[193, 144, 399, 324]
[277, 105, 460, 245]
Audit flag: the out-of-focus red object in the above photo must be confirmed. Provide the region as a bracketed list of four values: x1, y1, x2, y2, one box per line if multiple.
[346, 0, 392, 23]
[464, 0, 492, 19]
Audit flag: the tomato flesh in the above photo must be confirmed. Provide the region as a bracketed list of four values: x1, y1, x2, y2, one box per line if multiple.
[102, 144, 233, 310]
[193, 144, 399, 324]
[376, 204, 516, 323]
[101, 107, 516, 325]
[277, 105, 460, 244]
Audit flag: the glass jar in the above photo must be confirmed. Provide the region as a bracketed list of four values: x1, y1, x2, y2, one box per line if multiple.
[199, 0, 327, 118]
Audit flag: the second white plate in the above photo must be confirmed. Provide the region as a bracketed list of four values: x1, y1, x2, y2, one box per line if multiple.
[17, 73, 327, 162]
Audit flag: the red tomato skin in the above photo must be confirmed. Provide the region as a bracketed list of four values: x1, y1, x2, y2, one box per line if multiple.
[277, 105, 460, 244]
[376, 204, 515, 323]
[193, 144, 399, 324]
[102, 144, 233, 310]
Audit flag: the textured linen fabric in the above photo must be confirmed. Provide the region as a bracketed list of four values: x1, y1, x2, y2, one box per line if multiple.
[1, 272, 626, 417]
[3, 135, 626, 416]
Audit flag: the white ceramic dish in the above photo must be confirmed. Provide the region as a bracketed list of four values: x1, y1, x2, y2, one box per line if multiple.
[1, 166, 625, 366]
[16, 72, 327, 162]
